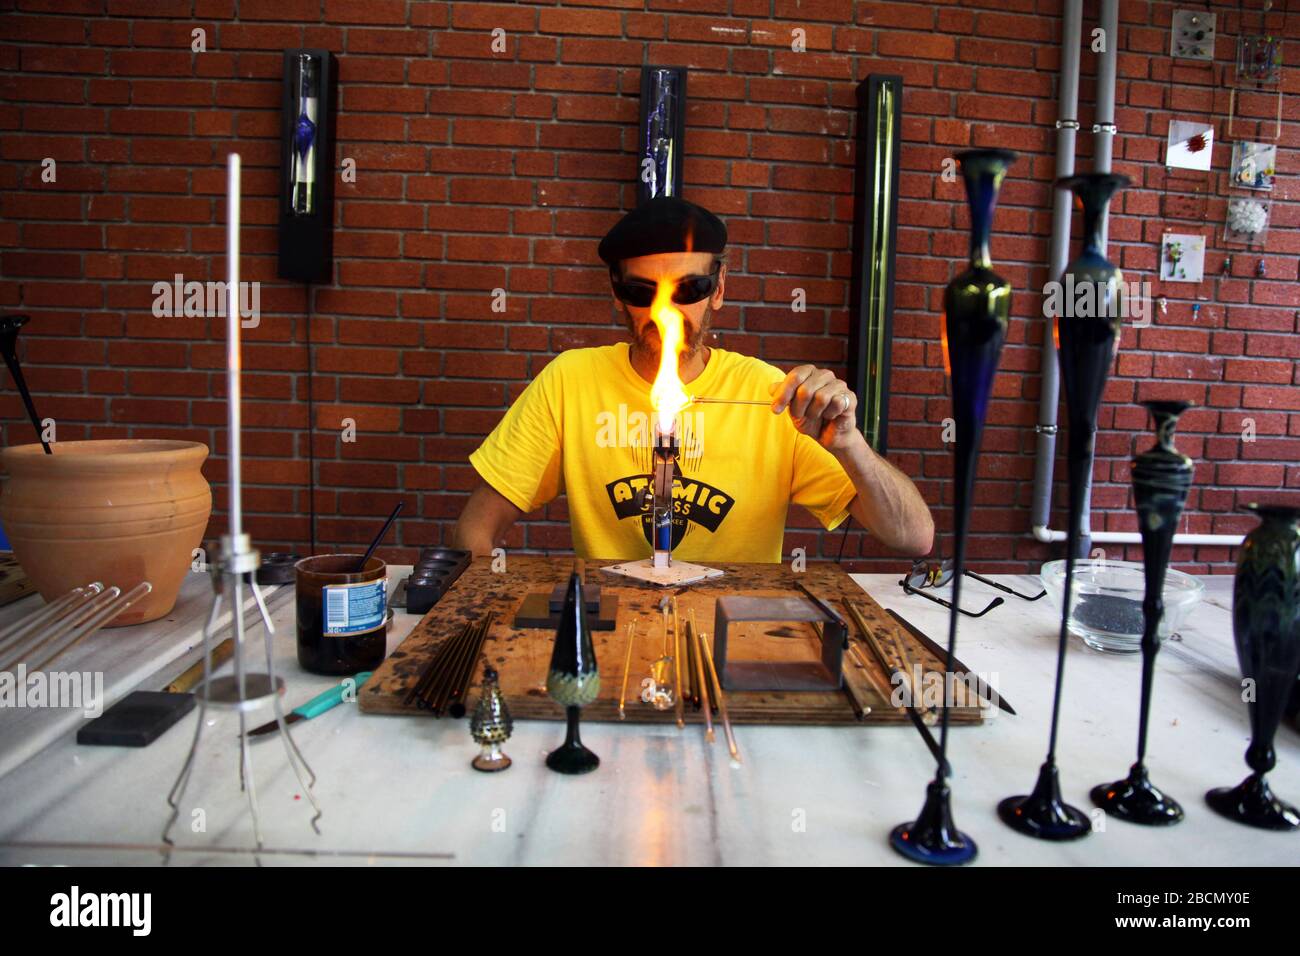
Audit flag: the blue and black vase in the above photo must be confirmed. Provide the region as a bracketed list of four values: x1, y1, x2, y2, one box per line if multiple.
[999, 172, 1130, 841]
[1206, 503, 1300, 830]
[889, 148, 1017, 867]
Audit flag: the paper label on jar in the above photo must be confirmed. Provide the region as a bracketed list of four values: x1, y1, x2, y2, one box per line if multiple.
[322, 578, 387, 636]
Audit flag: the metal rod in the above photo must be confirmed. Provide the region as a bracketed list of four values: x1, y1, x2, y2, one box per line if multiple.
[682, 601, 697, 707]
[411, 620, 473, 708]
[447, 611, 496, 717]
[889, 609, 934, 726]
[429, 617, 484, 714]
[844, 599, 931, 721]
[672, 596, 684, 729]
[407, 626, 459, 706]
[3, 839, 455, 862]
[425, 612, 494, 715]
[688, 397, 771, 406]
[231, 574, 265, 850]
[1029, 0, 1082, 548]
[163, 590, 217, 847]
[698, 628, 739, 764]
[618, 622, 635, 720]
[689, 610, 714, 742]
[794, 581, 846, 627]
[843, 600, 950, 775]
[846, 641, 891, 699]
[226, 152, 243, 539]
[261, 582, 319, 811]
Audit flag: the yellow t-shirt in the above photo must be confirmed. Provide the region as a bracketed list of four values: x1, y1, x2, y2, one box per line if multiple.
[468, 342, 858, 563]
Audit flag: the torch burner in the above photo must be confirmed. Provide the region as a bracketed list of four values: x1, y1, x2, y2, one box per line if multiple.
[651, 423, 678, 568]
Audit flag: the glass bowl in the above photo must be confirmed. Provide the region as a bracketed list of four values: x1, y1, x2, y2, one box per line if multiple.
[1039, 559, 1204, 654]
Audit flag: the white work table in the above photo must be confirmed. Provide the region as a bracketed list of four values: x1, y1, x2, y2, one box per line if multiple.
[0, 567, 1295, 866]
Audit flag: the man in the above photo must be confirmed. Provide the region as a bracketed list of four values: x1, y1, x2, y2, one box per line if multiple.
[453, 196, 933, 562]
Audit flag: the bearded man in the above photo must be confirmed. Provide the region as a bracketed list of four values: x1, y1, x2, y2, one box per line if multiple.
[453, 196, 933, 562]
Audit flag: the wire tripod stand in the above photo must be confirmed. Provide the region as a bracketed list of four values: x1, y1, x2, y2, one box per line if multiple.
[161, 153, 323, 854]
[161, 533, 322, 850]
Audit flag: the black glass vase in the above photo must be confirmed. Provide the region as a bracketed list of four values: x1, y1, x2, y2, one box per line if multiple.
[1206, 504, 1300, 830]
[999, 172, 1130, 841]
[1289, 676, 1299, 731]
[890, 148, 1016, 866]
[545, 569, 601, 774]
[1091, 400, 1193, 825]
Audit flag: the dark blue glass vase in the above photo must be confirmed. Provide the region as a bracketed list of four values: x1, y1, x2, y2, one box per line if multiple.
[999, 172, 1130, 841]
[890, 148, 1016, 866]
[1092, 400, 1193, 825]
[1206, 504, 1300, 830]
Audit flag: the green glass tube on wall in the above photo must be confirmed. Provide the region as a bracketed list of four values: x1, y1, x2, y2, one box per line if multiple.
[849, 75, 902, 455]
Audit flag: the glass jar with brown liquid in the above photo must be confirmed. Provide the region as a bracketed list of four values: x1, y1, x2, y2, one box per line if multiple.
[295, 554, 387, 674]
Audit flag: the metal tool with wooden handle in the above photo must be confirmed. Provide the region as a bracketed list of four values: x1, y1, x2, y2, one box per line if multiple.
[886, 608, 1016, 715]
[842, 599, 950, 776]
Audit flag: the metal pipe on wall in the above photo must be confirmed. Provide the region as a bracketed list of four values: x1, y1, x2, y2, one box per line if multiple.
[1028, 0, 1082, 549]
[1025, 0, 1242, 552]
[1032, 527, 1245, 546]
[1074, 0, 1119, 554]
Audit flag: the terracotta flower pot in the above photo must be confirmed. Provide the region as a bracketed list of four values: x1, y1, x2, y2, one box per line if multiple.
[0, 439, 212, 627]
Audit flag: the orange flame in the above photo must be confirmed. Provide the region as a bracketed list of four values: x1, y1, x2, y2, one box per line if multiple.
[649, 278, 690, 435]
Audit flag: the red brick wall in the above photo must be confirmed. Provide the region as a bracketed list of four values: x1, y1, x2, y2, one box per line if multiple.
[1, 0, 1296, 574]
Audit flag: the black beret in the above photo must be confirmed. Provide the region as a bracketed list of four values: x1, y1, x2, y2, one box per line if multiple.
[597, 195, 727, 266]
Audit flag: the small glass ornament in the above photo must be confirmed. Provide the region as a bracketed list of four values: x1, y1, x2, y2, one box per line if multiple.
[470, 664, 513, 773]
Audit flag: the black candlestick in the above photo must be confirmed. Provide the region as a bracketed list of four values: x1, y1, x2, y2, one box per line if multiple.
[999, 172, 1130, 841]
[890, 148, 1017, 865]
[1091, 400, 1193, 825]
[545, 567, 601, 774]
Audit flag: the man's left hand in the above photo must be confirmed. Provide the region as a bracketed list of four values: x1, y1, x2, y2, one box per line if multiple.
[769, 365, 860, 453]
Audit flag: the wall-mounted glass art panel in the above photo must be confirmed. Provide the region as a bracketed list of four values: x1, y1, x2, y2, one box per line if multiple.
[1160, 233, 1206, 283]
[1170, 9, 1216, 60]
[1230, 141, 1276, 191]
[1166, 120, 1214, 171]
[1236, 35, 1282, 86]
[1224, 197, 1271, 246]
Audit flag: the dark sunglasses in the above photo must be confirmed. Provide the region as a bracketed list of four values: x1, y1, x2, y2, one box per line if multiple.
[902, 559, 1045, 601]
[900, 559, 1048, 618]
[611, 263, 721, 308]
